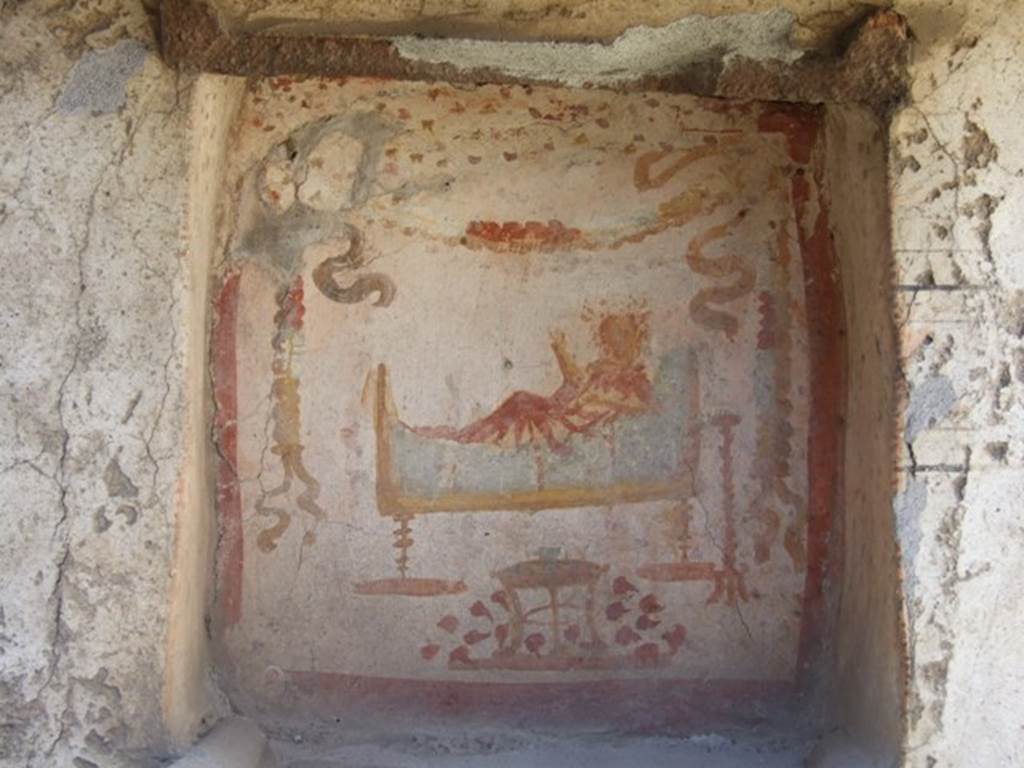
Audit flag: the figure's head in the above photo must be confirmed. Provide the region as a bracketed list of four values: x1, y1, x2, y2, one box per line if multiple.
[596, 312, 648, 363]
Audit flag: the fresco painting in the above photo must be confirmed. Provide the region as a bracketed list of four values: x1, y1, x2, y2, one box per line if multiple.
[211, 78, 840, 717]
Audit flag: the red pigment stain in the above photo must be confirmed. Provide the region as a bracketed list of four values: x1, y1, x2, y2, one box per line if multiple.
[757, 103, 822, 165]
[463, 220, 583, 254]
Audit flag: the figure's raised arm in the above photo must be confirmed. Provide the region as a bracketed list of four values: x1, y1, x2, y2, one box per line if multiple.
[551, 331, 583, 386]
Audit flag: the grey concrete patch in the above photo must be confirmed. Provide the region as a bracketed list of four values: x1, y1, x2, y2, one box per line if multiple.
[904, 375, 957, 443]
[895, 474, 927, 608]
[57, 39, 148, 114]
[393, 10, 801, 88]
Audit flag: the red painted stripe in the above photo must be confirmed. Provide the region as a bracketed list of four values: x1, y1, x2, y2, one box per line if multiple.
[213, 270, 244, 625]
[281, 669, 795, 730]
[759, 103, 844, 683]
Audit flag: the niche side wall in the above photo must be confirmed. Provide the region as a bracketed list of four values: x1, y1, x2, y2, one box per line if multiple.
[824, 104, 906, 759]
[163, 73, 244, 749]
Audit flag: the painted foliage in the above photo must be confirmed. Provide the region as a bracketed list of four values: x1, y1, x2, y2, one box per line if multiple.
[211, 78, 839, 712]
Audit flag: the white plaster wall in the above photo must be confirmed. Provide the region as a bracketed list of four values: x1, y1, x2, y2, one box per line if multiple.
[0, 2, 226, 765]
[891, 1, 1024, 765]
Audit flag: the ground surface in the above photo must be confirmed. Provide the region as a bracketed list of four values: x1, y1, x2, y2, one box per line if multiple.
[269, 728, 818, 767]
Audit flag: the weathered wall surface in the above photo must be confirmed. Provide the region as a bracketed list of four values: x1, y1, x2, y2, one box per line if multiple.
[205, 0, 885, 49]
[890, 1, 1024, 766]
[0, 2, 225, 766]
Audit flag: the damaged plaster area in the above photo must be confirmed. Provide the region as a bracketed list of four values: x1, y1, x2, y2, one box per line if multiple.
[56, 38, 148, 114]
[890, 2, 1024, 765]
[392, 10, 802, 88]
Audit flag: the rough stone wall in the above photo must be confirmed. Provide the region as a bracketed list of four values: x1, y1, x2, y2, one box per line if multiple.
[161, 2, 911, 114]
[0, 2, 224, 766]
[891, 2, 1024, 766]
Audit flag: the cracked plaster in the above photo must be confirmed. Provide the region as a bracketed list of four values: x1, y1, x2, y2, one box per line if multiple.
[0, 1, 226, 765]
